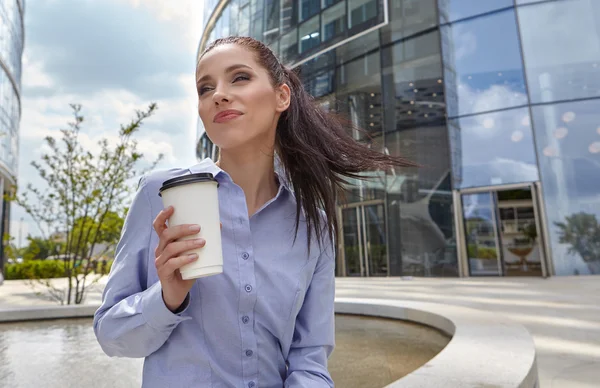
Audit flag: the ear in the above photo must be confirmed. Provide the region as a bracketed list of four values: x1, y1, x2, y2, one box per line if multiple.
[275, 83, 291, 113]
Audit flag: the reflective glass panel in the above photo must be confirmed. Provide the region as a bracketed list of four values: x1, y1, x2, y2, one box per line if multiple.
[450, 107, 539, 189]
[381, 32, 457, 277]
[280, 29, 298, 64]
[281, 0, 298, 31]
[299, 15, 320, 53]
[381, 0, 438, 45]
[348, 0, 378, 29]
[322, 1, 346, 41]
[517, 0, 600, 104]
[437, 0, 513, 24]
[299, 0, 321, 22]
[530, 99, 600, 275]
[441, 8, 528, 117]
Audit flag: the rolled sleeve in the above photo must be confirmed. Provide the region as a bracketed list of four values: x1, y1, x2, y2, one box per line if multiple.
[285, 239, 336, 387]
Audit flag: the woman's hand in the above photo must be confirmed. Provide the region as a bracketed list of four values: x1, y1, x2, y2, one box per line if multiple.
[153, 206, 205, 312]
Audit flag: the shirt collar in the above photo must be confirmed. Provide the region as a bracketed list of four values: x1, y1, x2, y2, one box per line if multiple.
[188, 158, 291, 194]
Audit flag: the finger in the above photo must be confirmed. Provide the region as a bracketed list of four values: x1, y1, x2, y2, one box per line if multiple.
[153, 206, 174, 237]
[156, 223, 201, 257]
[155, 238, 205, 268]
[220, 223, 222, 230]
[162, 253, 199, 275]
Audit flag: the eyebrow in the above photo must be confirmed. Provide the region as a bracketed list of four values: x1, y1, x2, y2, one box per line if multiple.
[196, 64, 254, 85]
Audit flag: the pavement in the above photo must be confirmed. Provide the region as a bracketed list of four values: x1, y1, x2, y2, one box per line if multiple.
[1, 275, 598, 388]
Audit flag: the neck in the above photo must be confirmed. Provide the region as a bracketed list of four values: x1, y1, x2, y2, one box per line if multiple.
[217, 149, 279, 216]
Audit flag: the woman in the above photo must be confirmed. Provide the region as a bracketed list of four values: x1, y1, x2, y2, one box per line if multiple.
[94, 36, 415, 387]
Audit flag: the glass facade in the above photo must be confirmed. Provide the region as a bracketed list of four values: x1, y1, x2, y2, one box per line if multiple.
[0, 0, 24, 276]
[197, 0, 600, 276]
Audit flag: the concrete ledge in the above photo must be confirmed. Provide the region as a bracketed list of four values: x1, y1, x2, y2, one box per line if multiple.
[0, 304, 100, 323]
[336, 298, 539, 388]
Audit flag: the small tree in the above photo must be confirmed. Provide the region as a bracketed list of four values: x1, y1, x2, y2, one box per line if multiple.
[555, 212, 600, 274]
[7, 104, 162, 304]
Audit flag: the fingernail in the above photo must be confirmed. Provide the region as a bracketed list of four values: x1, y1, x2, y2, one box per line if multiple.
[188, 253, 198, 260]
[189, 225, 200, 232]
[195, 238, 205, 245]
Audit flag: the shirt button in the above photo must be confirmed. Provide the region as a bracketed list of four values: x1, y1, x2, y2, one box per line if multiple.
[245, 349, 253, 357]
[242, 252, 249, 260]
[248, 382, 255, 388]
[242, 316, 250, 324]
[245, 284, 253, 293]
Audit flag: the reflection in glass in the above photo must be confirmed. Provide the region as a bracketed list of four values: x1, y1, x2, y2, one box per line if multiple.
[322, 1, 346, 41]
[381, 0, 437, 45]
[239, 4, 250, 36]
[280, 29, 298, 64]
[335, 30, 379, 65]
[380, 32, 457, 277]
[342, 208, 362, 276]
[365, 204, 388, 276]
[497, 189, 543, 276]
[450, 107, 539, 189]
[348, 0, 378, 29]
[264, 0, 280, 33]
[517, 0, 600, 104]
[250, 0, 263, 40]
[441, 8, 528, 117]
[462, 193, 501, 276]
[299, 0, 321, 22]
[281, 0, 297, 31]
[437, 0, 513, 24]
[530, 99, 600, 275]
[299, 15, 320, 53]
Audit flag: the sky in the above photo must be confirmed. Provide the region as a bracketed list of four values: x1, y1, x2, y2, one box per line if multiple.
[11, 0, 205, 246]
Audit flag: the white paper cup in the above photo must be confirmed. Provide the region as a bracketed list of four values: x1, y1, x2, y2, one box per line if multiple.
[159, 173, 223, 279]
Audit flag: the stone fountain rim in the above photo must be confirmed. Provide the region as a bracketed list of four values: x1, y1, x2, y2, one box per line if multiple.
[335, 297, 539, 388]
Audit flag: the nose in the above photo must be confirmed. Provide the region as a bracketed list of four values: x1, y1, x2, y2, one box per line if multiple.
[212, 84, 230, 105]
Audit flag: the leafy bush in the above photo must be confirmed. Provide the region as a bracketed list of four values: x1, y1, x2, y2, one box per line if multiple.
[5, 260, 67, 280]
[4, 259, 114, 280]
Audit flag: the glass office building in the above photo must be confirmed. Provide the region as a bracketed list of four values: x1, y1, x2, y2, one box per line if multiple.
[197, 0, 600, 277]
[0, 0, 24, 275]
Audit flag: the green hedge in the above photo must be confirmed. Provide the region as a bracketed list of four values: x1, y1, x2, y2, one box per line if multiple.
[4, 259, 114, 280]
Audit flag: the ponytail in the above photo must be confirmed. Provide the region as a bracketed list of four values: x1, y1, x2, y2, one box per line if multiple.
[200, 37, 418, 251]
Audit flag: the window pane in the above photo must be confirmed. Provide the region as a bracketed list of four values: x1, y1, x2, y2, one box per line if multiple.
[437, 0, 513, 23]
[449, 107, 539, 188]
[299, 15, 320, 53]
[441, 8, 528, 117]
[280, 29, 298, 64]
[264, 0, 280, 32]
[336, 30, 379, 65]
[348, 0, 378, 29]
[381, 32, 457, 277]
[381, 0, 438, 45]
[517, 0, 600, 104]
[530, 99, 600, 275]
[239, 4, 250, 36]
[299, 0, 321, 22]
[322, 1, 346, 41]
[281, 0, 297, 31]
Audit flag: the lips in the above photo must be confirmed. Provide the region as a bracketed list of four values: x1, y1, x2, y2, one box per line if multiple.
[213, 109, 243, 123]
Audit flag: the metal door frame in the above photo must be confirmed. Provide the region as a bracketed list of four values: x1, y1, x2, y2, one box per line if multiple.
[338, 200, 388, 277]
[454, 182, 550, 277]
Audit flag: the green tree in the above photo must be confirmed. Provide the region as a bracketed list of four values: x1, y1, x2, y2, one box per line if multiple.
[555, 212, 600, 274]
[20, 236, 63, 261]
[6, 104, 162, 304]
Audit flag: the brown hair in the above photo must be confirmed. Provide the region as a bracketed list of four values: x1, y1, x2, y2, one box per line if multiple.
[198, 36, 417, 249]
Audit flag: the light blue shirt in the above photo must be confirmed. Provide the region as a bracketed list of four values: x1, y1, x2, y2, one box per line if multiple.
[93, 158, 335, 388]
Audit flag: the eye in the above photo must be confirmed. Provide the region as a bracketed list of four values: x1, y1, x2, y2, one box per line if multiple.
[198, 85, 213, 96]
[233, 73, 250, 83]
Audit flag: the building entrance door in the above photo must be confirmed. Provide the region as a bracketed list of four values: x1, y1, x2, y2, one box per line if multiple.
[455, 183, 550, 277]
[339, 201, 388, 277]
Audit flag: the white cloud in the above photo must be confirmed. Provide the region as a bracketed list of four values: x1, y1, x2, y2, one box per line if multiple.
[12, 1, 203, 241]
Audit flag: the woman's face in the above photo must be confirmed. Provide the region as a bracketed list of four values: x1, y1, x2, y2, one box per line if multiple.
[196, 44, 290, 153]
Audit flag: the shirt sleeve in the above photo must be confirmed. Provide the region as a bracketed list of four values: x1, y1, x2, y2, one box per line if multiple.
[284, 239, 336, 387]
[93, 175, 192, 358]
